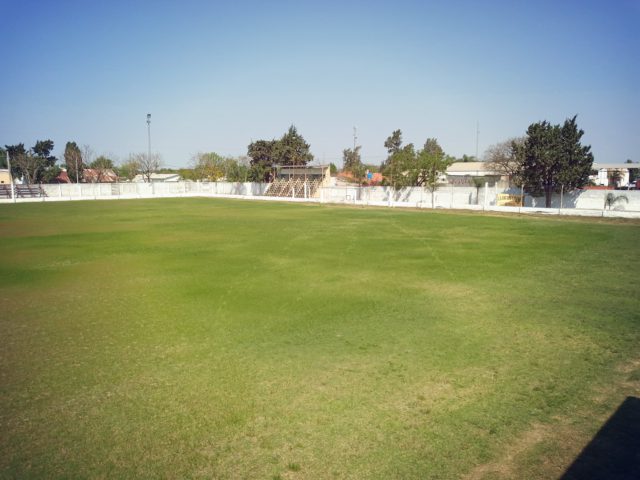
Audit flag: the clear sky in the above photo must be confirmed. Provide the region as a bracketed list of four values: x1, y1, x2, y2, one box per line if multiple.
[1, 0, 638, 167]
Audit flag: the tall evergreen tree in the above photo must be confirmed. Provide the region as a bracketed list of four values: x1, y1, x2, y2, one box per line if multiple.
[521, 116, 593, 207]
[275, 125, 313, 167]
[247, 139, 277, 182]
[64, 141, 83, 183]
[247, 126, 313, 181]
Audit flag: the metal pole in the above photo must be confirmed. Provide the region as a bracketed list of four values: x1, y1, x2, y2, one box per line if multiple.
[475, 121, 479, 160]
[146, 113, 151, 168]
[6, 150, 15, 202]
[353, 126, 357, 151]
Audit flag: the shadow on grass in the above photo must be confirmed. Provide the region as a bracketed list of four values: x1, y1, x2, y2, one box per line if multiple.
[560, 396, 640, 480]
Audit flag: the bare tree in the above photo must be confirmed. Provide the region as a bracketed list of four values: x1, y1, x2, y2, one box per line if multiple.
[132, 152, 162, 182]
[484, 137, 525, 187]
[81, 145, 95, 169]
[12, 151, 42, 184]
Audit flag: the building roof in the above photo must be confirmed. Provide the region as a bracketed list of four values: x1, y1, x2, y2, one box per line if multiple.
[446, 162, 501, 175]
[84, 168, 118, 182]
[133, 173, 181, 182]
[592, 163, 637, 170]
[52, 170, 71, 183]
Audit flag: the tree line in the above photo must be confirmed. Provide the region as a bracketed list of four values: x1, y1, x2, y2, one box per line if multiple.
[337, 116, 597, 209]
[1, 140, 162, 184]
[3, 117, 621, 209]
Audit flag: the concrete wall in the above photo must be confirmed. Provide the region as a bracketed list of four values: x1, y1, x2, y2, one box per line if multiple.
[37, 181, 269, 199]
[4, 181, 640, 218]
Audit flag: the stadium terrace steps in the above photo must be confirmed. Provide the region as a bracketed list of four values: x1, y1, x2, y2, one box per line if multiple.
[265, 178, 321, 198]
[0, 184, 47, 198]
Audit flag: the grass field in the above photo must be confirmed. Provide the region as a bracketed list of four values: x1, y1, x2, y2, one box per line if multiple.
[1, 198, 639, 479]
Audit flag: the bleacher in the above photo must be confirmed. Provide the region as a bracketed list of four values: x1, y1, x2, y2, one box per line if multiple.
[265, 177, 322, 198]
[0, 184, 46, 199]
[264, 165, 329, 199]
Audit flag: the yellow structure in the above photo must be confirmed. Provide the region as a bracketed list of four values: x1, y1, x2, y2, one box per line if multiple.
[496, 194, 524, 206]
[0, 169, 11, 184]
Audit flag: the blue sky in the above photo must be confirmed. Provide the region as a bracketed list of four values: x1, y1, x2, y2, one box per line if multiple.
[1, 0, 638, 167]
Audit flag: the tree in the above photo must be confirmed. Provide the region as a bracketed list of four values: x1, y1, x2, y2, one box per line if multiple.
[178, 168, 197, 181]
[5, 140, 57, 184]
[521, 116, 593, 208]
[4, 144, 26, 179]
[247, 126, 314, 181]
[471, 177, 484, 204]
[64, 142, 83, 183]
[381, 129, 411, 188]
[625, 159, 639, 184]
[380, 133, 451, 203]
[130, 153, 162, 182]
[90, 156, 115, 182]
[414, 138, 451, 207]
[342, 145, 362, 173]
[274, 125, 314, 167]
[224, 156, 250, 182]
[81, 144, 95, 169]
[607, 169, 623, 189]
[118, 158, 140, 181]
[192, 152, 226, 181]
[384, 129, 403, 155]
[0, 147, 7, 169]
[604, 192, 628, 210]
[247, 139, 277, 182]
[385, 144, 416, 190]
[41, 165, 62, 183]
[484, 137, 525, 187]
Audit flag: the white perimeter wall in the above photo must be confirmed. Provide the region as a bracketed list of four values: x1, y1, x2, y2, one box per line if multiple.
[3, 181, 640, 218]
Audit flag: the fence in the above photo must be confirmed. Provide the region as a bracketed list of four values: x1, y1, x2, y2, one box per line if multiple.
[2, 181, 639, 218]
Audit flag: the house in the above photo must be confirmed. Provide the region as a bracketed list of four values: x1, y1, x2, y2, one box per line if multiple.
[589, 163, 632, 188]
[83, 168, 119, 183]
[445, 162, 506, 187]
[52, 169, 72, 183]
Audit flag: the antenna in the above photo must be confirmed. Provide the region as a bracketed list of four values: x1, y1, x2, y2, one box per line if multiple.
[353, 126, 358, 151]
[475, 121, 479, 161]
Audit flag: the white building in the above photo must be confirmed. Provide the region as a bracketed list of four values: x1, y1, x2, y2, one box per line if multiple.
[445, 162, 506, 187]
[590, 163, 632, 187]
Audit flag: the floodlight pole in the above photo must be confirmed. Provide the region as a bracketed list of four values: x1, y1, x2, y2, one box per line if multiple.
[6, 150, 15, 202]
[147, 113, 151, 164]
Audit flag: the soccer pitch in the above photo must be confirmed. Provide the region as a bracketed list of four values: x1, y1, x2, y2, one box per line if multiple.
[1, 198, 639, 479]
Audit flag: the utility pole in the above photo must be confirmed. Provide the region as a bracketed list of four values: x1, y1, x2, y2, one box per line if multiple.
[147, 113, 151, 164]
[475, 121, 480, 161]
[353, 126, 358, 151]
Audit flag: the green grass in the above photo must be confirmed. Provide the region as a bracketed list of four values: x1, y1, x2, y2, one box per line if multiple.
[0, 198, 639, 479]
